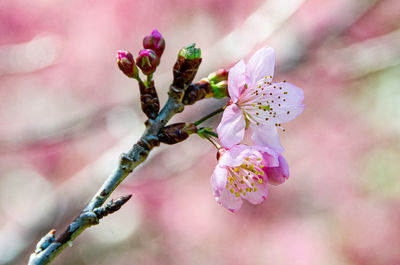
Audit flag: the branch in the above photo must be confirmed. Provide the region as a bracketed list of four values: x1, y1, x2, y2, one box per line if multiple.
[28, 46, 201, 265]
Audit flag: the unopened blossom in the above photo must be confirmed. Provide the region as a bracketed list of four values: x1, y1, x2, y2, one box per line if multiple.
[116, 50, 138, 78]
[211, 144, 289, 212]
[217, 47, 304, 153]
[142, 29, 165, 57]
[136, 49, 159, 75]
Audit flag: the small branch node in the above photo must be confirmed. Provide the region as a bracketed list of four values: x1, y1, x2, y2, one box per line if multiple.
[93, 194, 133, 220]
[34, 229, 56, 254]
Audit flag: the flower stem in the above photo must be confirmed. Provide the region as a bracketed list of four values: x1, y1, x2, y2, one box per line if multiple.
[202, 130, 218, 138]
[146, 74, 153, 86]
[194, 107, 224, 126]
[204, 134, 220, 149]
[135, 76, 145, 87]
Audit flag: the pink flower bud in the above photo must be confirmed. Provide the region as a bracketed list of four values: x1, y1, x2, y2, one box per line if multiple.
[208, 69, 229, 84]
[136, 49, 159, 75]
[116, 50, 139, 78]
[143, 29, 165, 57]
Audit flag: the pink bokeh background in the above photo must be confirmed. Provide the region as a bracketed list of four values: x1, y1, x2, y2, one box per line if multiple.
[1, 0, 400, 264]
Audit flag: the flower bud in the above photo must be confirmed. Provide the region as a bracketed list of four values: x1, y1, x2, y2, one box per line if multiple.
[136, 49, 159, 75]
[116, 50, 139, 78]
[143, 29, 165, 58]
[158, 123, 197, 145]
[211, 80, 228, 99]
[208, 69, 229, 84]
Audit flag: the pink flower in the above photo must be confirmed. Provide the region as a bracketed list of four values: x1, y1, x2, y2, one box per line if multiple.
[217, 47, 304, 153]
[211, 144, 289, 212]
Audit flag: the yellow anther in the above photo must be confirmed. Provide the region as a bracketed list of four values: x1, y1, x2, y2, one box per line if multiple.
[230, 188, 234, 193]
[258, 179, 263, 184]
[254, 188, 258, 192]
[243, 192, 246, 196]
[239, 189, 243, 193]
[251, 183, 255, 187]
[235, 192, 240, 197]
[226, 184, 229, 189]
[260, 171, 264, 176]
[234, 168, 240, 173]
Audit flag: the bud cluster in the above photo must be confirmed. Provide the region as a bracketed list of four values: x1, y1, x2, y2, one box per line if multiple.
[116, 30, 167, 120]
[136, 29, 166, 76]
[116, 29, 165, 78]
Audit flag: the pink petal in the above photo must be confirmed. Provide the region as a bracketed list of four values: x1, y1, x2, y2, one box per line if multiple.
[259, 147, 279, 167]
[228, 59, 246, 103]
[245, 47, 275, 85]
[217, 104, 246, 148]
[264, 155, 290, 185]
[211, 165, 228, 194]
[268, 82, 304, 123]
[243, 181, 268, 205]
[250, 123, 284, 154]
[219, 144, 254, 167]
[217, 188, 243, 212]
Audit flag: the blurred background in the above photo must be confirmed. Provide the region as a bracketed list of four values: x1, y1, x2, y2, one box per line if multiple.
[1, 0, 400, 264]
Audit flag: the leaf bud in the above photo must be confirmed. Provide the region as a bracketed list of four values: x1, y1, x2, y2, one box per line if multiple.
[158, 123, 197, 145]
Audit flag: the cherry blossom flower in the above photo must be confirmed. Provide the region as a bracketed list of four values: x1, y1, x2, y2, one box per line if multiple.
[211, 144, 290, 212]
[217, 47, 304, 153]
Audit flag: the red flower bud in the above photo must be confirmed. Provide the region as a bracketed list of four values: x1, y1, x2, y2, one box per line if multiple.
[116, 50, 138, 78]
[136, 49, 159, 75]
[143, 29, 165, 58]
